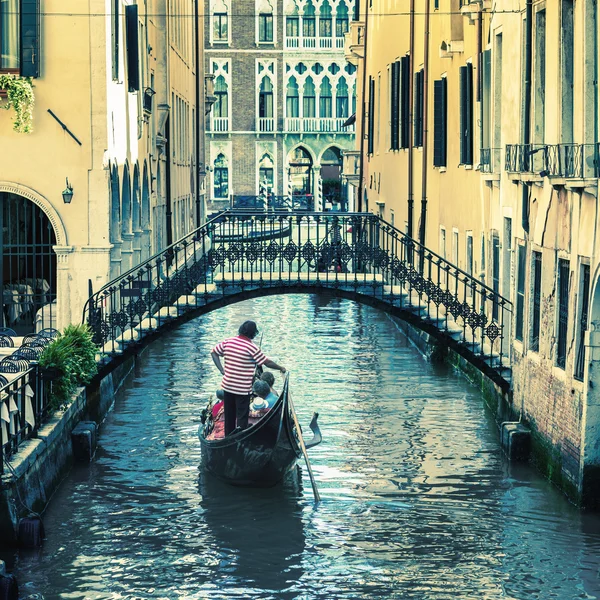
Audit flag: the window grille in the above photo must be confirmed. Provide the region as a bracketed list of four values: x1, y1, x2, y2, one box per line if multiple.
[574, 264, 590, 381]
[557, 258, 570, 369]
[531, 251, 542, 351]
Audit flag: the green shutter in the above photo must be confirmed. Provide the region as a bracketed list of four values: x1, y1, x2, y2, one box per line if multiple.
[20, 0, 40, 77]
[368, 77, 375, 154]
[125, 5, 140, 92]
[400, 56, 410, 148]
[433, 79, 447, 167]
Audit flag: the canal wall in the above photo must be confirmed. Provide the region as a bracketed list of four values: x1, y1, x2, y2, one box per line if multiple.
[0, 354, 140, 547]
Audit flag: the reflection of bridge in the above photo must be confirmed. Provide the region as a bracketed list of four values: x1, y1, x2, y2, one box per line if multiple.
[84, 211, 513, 391]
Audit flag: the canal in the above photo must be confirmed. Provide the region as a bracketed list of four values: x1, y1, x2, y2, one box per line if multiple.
[4, 295, 600, 599]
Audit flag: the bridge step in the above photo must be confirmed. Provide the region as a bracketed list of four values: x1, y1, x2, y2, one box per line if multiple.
[212, 271, 386, 287]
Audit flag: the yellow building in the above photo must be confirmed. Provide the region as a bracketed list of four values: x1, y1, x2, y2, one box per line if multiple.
[349, 0, 600, 505]
[0, 0, 208, 332]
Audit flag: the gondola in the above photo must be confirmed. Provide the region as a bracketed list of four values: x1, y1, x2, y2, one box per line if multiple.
[198, 376, 322, 487]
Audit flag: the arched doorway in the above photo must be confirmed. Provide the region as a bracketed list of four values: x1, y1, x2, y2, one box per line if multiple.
[320, 146, 344, 211]
[121, 163, 133, 272]
[0, 192, 57, 334]
[288, 146, 313, 210]
[141, 162, 151, 260]
[132, 163, 142, 265]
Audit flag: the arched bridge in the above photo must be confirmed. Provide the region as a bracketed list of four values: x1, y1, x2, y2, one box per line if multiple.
[83, 211, 513, 391]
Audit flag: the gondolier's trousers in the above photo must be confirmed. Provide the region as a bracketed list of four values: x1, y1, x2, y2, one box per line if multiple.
[223, 391, 251, 434]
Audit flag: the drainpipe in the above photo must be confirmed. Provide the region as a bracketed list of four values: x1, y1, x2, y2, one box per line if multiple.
[195, 0, 202, 227]
[419, 0, 431, 251]
[522, 0, 533, 232]
[407, 0, 415, 238]
[358, 0, 370, 212]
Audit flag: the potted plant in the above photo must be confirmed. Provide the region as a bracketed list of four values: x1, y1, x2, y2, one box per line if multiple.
[0, 74, 35, 133]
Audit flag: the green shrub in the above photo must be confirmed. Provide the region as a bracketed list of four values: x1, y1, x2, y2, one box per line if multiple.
[39, 324, 98, 412]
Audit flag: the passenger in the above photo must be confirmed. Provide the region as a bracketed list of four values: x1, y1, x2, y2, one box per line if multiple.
[250, 379, 279, 411]
[211, 320, 286, 435]
[259, 370, 278, 396]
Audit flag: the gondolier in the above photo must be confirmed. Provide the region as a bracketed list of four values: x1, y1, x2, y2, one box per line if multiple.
[211, 320, 286, 436]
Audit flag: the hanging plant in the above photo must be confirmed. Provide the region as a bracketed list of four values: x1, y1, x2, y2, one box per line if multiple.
[0, 74, 35, 134]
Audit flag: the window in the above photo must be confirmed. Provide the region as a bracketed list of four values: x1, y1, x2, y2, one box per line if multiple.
[390, 61, 400, 150]
[336, 2, 349, 37]
[259, 154, 274, 195]
[531, 251, 542, 351]
[367, 76, 375, 154]
[286, 77, 299, 117]
[214, 75, 228, 118]
[574, 263, 591, 381]
[433, 78, 447, 167]
[459, 63, 473, 165]
[492, 233, 500, 320]
[259, 77, 273, 118]
[319, 2, 332, 37]
[286, 16, 299, 37]
[259, 13, 273, 42]
[557, 258, 570, 369]
[515, 244, 526, 341]
[319, 77, 332, 118]
[213, 13, 228, 42]
[414, 69, 424, 147]
[111, 0, 119, 79]
[400, 55, 410, 148]
[213, 154, 229, 198]
[336, 77, 348, 118]
[125, 4, 139, 92]
[303, 77, 316, 118]
[466, 233, 473, 276]
[1, 0, 39, 76]
[303, 2, 316, 37]
[452, 230, 459, 266]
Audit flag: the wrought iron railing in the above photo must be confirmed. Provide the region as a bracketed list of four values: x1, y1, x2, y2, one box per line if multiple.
[83, 212, 513, 385]
[505, 144, 547, 173]
[231, 195, 315, 211]
[480, 148, 501, 173]
[0, 366, 48, 476]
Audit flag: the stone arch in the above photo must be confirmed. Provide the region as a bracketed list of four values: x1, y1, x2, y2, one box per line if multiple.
[132, 163, 141, 233]
[121, 161, 132, 236]
[141, 161, 151, 260]
[0, 181, 67, 246]
[109, 164, 121, 244]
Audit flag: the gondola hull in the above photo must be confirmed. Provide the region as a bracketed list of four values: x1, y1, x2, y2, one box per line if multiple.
[198, 382, 305, 487]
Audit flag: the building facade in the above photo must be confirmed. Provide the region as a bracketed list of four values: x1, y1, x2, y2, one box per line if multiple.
[0, 0, 208, 333]
[205, 0, 357, 214]
[349, 0, 600, 504]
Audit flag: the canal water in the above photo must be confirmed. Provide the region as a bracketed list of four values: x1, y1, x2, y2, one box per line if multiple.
[5, 295, 600, 599]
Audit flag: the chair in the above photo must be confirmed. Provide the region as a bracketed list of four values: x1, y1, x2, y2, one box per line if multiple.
[22, 334, 45, 347]
[38, 328, 60, 340]
[14, 346, 43, 361]
[0, 334, 14, 348]
[0, 374, 9, 387]
[0, 327, 17, 337]
[0, 357, 27, 373]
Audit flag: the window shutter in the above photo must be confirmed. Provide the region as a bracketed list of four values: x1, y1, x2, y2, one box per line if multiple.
[433, 78, 447, 167]
[465, 63, 473, 164]
[367, 77, 375, 154]
[112, 0, 120, 81]
[400, 55, 410, 148]
[459, 65, 473, 164]
[20, 0, 40, 77]
[414, 70, 424, 147]
[125, 5, 140, 92]
[391, 62, 399, 150]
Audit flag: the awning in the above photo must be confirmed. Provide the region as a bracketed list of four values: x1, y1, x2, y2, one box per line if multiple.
[342, 113, 356, 127]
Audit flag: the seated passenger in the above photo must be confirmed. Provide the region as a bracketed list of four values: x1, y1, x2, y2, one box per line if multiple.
[259, 371, 278, 396]
[250, 379, 279, 411]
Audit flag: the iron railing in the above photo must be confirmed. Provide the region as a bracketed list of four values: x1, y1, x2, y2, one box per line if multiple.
[83, 212, 513, 385]
[480, 148, 501, 174]
[0, 366, 48, 476]
[231, 195, 315, 211]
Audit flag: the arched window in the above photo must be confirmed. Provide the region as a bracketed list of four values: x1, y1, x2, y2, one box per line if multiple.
[214, 75, 228, 118]
[258, 0, 274, 42]
[303, 77, 316, 118]
[319, 1, 332, 38]
[259, 77, 274, 118]
[214, 154, 229, 198]
[286, 77, 300, 118]
[320, 77, 332, 118]
[303, 1, 316, 38]
[336, 77, 349, 118]
[212, 0, 229, 42]
[336, 2, 349, 37]
[259, 154, 274, 194]
[286, 5, 299, 39]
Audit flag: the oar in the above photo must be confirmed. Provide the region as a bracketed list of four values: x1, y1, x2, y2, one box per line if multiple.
[287, 376, 321, 504]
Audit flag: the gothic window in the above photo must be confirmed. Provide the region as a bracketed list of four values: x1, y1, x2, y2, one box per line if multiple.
[213, 154, 229, 198]
[214, 76, 228, 118]
[286, 77, 299, 117]
[303, 77, 316, 118]
[336, 77, 348, 118]
[335, 2, 349, 37]
[286, 15, 299, 37]
[319, 1, 332, 38]
[319, 77, 332, 118]
[259, 77, 274, 118]
[303, 1, 316, 37]
[259, 13, 273, 42]
[213, 12, 228, 42]
[259, 154, 274, 194]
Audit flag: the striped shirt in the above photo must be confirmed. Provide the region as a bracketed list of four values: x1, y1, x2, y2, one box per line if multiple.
[212, 336, 268, 394]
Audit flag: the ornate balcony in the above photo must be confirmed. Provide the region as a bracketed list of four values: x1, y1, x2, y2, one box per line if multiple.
[257, 117, 275, 132]
[342, 150, 360, 186]
[210, 117, 229, 133]
[285, 117, 355, 133]
[344, 22, 364, 65]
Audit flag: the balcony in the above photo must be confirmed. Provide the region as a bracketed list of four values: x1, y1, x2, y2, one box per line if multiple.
[342, 150, 361, 186]
[210, 117, 229, 132]
[480, 148, 501, 179]
[506, 143, 600, 183]
[284, 35, 344, 50]
[284, 117, 355, 133]
[257, 117, 275, 132]
[344, 22, 365, 65]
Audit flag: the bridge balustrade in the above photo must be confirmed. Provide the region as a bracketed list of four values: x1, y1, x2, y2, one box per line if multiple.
[83, 211, 512, 388]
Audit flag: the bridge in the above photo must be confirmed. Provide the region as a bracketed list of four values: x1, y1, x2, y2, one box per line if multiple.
[83, 211, 512, 391]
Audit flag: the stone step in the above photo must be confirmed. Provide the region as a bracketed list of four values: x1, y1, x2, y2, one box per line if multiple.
[212, 271, 386, 286]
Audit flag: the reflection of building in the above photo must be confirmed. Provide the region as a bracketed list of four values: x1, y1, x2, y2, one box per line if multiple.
[351, 0, 600, 505]
[205, 0, 357, 214]
[0, 1, 207, 332]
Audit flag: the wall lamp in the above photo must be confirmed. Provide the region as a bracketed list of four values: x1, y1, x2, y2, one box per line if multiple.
[62, 178, 74, 204]
[539, 169, 550, 178]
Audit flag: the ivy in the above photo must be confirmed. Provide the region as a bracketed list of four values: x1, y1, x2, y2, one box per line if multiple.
[0, 74, 35, 134]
